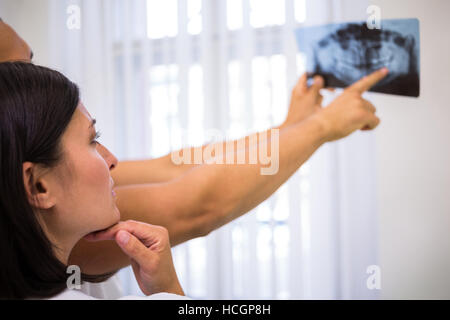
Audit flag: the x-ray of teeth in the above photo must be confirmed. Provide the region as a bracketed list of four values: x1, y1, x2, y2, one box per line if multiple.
[295, 18, 420, 97]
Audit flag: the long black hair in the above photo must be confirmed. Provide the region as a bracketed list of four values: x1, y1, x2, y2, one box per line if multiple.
[0, 62, 111, 299]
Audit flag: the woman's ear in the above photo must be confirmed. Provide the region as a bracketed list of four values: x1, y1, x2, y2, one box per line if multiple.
[22, 162, 56, 209]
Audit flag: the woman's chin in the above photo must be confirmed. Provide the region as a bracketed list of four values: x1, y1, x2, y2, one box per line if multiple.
[105, 208, 120, 229]
[94, 208, 120, 232]
[83, 212, 121, 241]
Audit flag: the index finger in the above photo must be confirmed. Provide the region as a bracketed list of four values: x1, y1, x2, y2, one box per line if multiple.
[347, 67, 389, 94]
[83, 220, 150, 242]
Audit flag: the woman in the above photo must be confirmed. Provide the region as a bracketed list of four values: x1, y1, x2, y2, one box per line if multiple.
[0, 61, 185, 299]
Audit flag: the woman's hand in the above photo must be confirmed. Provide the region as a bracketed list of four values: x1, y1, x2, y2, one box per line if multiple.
[84, 220, 184, 296]
[313, 67, 389, 142]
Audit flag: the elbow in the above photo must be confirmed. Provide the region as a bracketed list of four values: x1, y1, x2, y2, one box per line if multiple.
[194, 209, 219, 238]
[196, 198, 237, 238]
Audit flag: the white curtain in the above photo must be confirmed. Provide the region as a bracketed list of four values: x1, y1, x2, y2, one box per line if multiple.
[47, 0, 377, 299]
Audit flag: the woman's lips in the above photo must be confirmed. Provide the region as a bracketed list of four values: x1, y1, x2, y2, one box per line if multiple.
[112, 189, 117, 197]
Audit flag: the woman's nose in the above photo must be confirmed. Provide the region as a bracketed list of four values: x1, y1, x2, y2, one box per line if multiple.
[97, 143, 118, 170]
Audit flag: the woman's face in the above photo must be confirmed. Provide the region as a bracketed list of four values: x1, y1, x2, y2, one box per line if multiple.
[42, 102, 120, 250]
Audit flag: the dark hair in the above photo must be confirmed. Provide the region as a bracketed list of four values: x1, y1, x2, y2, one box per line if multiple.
[0, 62, 112, 299]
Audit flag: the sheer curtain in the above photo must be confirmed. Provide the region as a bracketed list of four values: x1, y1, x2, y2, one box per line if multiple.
[48, 0, 377, 299]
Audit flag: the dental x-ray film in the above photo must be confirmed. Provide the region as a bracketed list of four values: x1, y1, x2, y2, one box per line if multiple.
[295, 18, 420, 97]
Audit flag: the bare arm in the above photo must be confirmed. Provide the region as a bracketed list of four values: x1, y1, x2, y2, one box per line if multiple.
[112, 126, 283, 185]
[69, 74, 324, 274]
[112, 74, 322, 186]
[111, 155, 192, 185]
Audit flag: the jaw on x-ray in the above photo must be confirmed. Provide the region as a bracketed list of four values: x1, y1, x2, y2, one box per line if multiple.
[295, 18, 420, 97]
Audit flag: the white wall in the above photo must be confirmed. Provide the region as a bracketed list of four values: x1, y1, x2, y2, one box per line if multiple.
[369, 0, 450, 299]
[0, 0, 51, 66]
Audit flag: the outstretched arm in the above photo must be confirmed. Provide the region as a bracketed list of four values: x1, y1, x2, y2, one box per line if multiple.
[111, 74, 323, 186]
[69, 74, 324, 274]
[69, 69, 387, 275]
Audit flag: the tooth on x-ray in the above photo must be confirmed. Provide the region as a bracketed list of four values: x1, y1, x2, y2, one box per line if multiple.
[296, 18, 420, 97]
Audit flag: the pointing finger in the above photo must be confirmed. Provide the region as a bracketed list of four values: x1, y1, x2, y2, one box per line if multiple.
[347, 67, 389, 94]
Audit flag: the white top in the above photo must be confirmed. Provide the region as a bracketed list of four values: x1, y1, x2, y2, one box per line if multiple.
[48, 274, 189, 300]
[49, 289, 189, 300]
[79, 274, 124, 299]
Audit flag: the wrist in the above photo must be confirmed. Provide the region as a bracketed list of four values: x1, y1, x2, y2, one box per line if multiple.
[306, 113, 330, 145]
